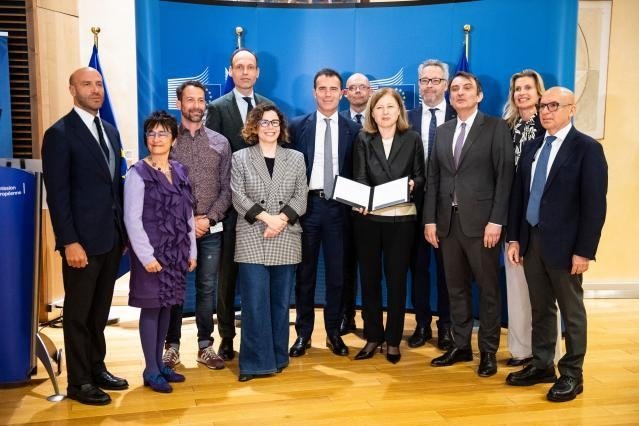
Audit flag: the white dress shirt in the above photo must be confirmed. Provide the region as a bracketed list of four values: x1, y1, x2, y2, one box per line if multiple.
[233, 88, 255, 124]
[530, 122, 572, 188]
[452, 108, 478, 156]
[420, 98, 447, 160]
[74, 106, 114, 173]
[309, 111, 339, 190]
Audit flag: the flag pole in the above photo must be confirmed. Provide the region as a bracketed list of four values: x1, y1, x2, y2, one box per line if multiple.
[235, 26, 244, 49]
[463, 24, 471, 60]
[91, 26, 100, 49]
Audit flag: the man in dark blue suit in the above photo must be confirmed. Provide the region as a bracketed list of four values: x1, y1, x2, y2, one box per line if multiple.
[506, 87, 607, 402]
[406, 59, 456, 350]
[289, 68, 360, 357]
[41, 67, 127, 405]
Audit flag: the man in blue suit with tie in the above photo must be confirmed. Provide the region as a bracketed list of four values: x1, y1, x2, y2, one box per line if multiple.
[506, 87, 607, 402]
[406, 59, 456, 350]
[41, 67, 128, 405]
[289, 68, 360, 357]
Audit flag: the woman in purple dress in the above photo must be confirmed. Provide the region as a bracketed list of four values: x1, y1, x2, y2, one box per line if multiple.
[124, 111, 197, 393]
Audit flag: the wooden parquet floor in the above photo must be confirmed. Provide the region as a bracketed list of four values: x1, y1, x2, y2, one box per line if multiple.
[1, 298, 638, 425]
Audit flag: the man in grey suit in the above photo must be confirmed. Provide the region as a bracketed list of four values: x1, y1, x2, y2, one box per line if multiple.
[205, 48, 273, 360]
[424, 71, 514, 377]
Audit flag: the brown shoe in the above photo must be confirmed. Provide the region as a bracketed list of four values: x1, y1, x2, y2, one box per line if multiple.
[197, 345, 225, 370]
[162, 345, 180, 369]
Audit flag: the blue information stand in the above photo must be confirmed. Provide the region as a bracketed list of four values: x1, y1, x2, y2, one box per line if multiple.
[0, 166, 36, 385]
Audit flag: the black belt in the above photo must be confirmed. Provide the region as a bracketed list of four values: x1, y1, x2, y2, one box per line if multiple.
[452, 204, 459, 212]
[309, 189, 326, 199]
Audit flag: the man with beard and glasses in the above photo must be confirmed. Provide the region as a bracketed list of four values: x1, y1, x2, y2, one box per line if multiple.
[163, 80, 232, 371]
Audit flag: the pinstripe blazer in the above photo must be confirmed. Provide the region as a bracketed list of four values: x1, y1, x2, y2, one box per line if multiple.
[231, 144, 308, 265]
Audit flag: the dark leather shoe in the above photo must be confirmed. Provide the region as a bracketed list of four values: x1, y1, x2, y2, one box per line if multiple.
[354, 341, 383, 360]
[431, 347, 473, 367]
[289, 336, 311, 357]
[437, 325, 454, 351]
[339, 316, 357, 336]
[326, 333, 349, 356]
[386, 345, 401, 364]
[478, 352, 497, 377]
[92, 370, 129, 390]
[408, 326, 432, 348]
[218, 338, 235, 361]
[547, 375, 583, 402]
[238, 374, 254, 382]
[506, 365, 557, 386]
[67, 383, 111, 405]
[506, 356, 533, 367]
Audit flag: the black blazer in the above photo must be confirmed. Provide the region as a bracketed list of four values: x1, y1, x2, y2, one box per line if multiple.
[508, 126, 608, 269]
[353, 129, 425, 204]
[205, 91, 273, 152]
[289, 112, 360, 182]
[424, 111, 514, 238]
[41, 109, 124, 255]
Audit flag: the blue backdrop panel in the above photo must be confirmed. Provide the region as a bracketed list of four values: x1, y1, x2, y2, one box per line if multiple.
[136, 0, 577, 317]
[0, 32, 12, 157]
[0, 167, 35, 384]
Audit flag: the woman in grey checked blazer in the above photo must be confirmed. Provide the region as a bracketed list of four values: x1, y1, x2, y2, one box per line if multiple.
[231, 104, 308, 382]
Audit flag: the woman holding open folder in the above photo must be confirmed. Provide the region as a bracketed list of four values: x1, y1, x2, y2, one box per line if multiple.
[352, 88, 425, 363]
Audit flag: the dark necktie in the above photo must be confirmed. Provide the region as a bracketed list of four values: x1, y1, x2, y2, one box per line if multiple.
[526, 135, 557, 226]
[242, 96, 253, 117]
[428, 108, 438, 157]
[93, 116, 109, 161]
[324, 118, 334, 198]
[354, 113, 362, 124]
[453, 122, 466, 169]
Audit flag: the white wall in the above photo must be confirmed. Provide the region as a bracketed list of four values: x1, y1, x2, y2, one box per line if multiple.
[78, 0, 138, 161]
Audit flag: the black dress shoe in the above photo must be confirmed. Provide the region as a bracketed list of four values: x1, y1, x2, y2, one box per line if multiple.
[547, 375, 583, 402]
[326, 333, 349, 356]
[218, 338, 235, 361]
[238, 374, 254, 382]
[386, 345, 401, 364]
[67, 383, 111, 405]
[408, 326, 432, 348]
[506, 365, 557, 386]
[289, 336, 311, 357]
[431, 347, 473, 366]
[437, 325, 454, 351]
[354, 341, 383, 360]
[92, 371, 129, 390]
[339, 316, 357, 336]
[506, 356, 533, 367]
[478, 352, 497, 377]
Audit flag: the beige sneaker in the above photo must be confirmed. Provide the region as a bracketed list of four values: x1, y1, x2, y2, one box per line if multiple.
[162, 346, 180, 369]
[197, 345, 225, 370]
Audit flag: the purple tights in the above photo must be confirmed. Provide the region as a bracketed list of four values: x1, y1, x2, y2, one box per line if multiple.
[139, 306, 172, 376]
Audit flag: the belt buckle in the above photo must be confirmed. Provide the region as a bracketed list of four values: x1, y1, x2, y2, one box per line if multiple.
[318, 189, 325, 199]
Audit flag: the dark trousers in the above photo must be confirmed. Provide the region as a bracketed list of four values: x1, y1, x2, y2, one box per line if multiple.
[524, 228, 586, 378]
[340, 215, 358, 320]
[217, 208, 239, 339]
[295, 195, 347, 338]
[440, 210, 501, 353]
[354, 217, 414, 346]
[410, 229, 450, 329]
[61, 241, 122, 386]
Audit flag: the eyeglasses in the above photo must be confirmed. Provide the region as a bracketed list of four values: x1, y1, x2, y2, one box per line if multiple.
[539, 102, 573, 112]
[348, 84, 370, 92]
[418, 78, 444, 85]
[258, 119, 280, 128]
[146, 131, 171, 139]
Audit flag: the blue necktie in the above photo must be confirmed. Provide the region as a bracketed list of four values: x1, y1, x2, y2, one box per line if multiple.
[526, 136, 557, 226]
[428, 108, 437, 157]
[354, 113, 362, 124]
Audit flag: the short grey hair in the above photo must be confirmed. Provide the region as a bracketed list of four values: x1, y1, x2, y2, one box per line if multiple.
[417, 59, 449, 80]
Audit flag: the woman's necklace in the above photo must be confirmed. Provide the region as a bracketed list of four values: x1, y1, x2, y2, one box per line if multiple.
[147, 157, 172, 175]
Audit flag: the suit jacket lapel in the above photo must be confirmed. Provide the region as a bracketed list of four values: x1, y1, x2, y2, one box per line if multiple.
[69, 110, 111, 180]
[248, 144, 272, 187]
[522, 138, 543, 198]
[302, 114, 317, 177]
[337, 115, 350, 174]
[544, 127, 577, 192]
[370, 134, 393, 179]
[103, 123, 122, 180]
[226, 93, 243, 129]
[458, 111, 484, 168]
[438, 120, 456, 171]
[269, 145, 287, 199]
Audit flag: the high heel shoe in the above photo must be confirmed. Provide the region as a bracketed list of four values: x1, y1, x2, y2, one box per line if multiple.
[160, 366, 185, 383]
[354, 341, 383, 360]
[386, 345, 401, 364]
[143, 372, 172, 393]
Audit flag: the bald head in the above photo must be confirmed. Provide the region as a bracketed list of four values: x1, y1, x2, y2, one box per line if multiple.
[344, 72, 371, 112]
[539, 86, 576, 135]
[68, 67, 104, 115]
